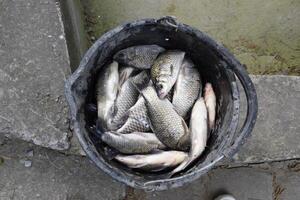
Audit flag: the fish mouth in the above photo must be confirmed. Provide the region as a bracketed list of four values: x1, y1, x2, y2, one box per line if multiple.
[158, 91, 166, 99]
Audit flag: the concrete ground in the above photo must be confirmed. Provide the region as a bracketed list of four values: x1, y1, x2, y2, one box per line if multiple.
[1, 136, 300, 200]
[0, 0, 299, 199]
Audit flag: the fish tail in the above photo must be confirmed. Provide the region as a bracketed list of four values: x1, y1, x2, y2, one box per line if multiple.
[169, 159, 192, 177]
[129, 78, 148, 99]
[129, 71, 150, 90]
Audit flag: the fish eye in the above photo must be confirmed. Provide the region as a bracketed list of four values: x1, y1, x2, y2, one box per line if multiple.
[157, 84, 163, 90]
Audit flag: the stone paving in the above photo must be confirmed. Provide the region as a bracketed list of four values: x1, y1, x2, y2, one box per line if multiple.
[1, 136, 299, 200]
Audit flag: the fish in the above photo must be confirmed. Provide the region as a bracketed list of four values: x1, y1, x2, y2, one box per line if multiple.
[204, 83, 216, 130]
[172, 58, 201, 118]
[118, 66, 136, 87]
[113, 45, 165, 69]
[151, 50, 185, 99]
[115, 151, 188, 171]
[110, 71, 150, 130]
[101, 131, 166, 154]
[133, 84, 190, 150]
[165, 87, 174, 102]
[96, 61, 119, 130]
[170, 97, 208, 175]
[117, 97, 150, 134]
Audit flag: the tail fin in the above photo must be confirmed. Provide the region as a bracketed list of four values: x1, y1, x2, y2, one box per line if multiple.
[129, 70, 150, 92]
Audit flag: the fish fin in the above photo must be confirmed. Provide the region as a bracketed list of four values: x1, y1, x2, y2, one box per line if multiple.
[119, 69, 131, 87]
[170, 64, 174, 76]
[149, 149, 163, 154]
[117, 85, 122, 93]
[129, 79, 147, 98]
[177, 119, 190, 150]
[148, 166, 168, 172]
[111, 104, 118, 118]
[130, 71, 150, 86]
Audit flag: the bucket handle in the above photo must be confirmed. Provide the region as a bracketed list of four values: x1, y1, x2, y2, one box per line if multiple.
[223, 52, 258, 157]
[157, 16, 178, 29]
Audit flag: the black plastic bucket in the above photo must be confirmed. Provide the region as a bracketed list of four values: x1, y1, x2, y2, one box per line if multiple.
[65, 17, 258, 191]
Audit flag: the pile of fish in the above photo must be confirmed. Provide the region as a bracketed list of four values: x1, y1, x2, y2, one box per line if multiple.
[94, 45, 216, 175]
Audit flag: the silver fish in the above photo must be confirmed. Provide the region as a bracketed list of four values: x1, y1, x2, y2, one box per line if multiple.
[139, 86, 190, 150]
[117, 97, 150, 134]
[101, 132, 166, 154]
[115, 151, 188, 171]
[96, 61, 119, 129]
[110, 71, 150, 129]
[114, 45, 165, 69]
[204, 83, 216, 130]
[151, 50, 185, 99]
[165, 87, 174, 102]
[171, 97, 208, 175]
[172, 58, 201, 118]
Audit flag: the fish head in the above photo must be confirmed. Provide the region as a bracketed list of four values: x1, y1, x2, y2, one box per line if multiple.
[113, 48, 135, 64]
[204, 83, 213, 95]
[154, 78, 169, 99]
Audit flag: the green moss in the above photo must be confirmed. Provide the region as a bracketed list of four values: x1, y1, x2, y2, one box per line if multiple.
[80, 0, 300, 75]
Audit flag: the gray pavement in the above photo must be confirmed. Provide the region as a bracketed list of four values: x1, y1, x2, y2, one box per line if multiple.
[0, 0, 71, 151]
[1, 136, 299, 200]
[233, 75, 300, 163]
[0, 136, 125, 200]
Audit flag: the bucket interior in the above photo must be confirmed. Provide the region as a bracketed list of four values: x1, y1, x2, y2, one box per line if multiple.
[70, 21, 240, 186]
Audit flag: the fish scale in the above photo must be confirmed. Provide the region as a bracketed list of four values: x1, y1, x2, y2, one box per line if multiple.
[117, 97, 150, 134]
[113, 45, 165, 69]
[110, 71, 150, 130]
[141, 86, 189, 150]
[101, 132, 166, 154]
[172, 58, 201, 118]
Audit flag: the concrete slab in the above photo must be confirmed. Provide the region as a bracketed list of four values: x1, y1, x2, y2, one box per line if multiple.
[275, 170, 300, 200]
[132, 167, 273, 200]
[0, 136, 125, 200]
[232, 75, 300, 164]
[81, 0, 300, 75]
[0, 0, 71, 150]
[1, 136, 300, 199]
